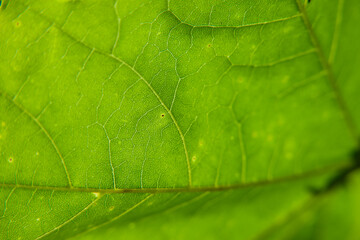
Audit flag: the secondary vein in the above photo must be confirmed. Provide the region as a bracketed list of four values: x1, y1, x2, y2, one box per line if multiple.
[296, 0, 359, 147]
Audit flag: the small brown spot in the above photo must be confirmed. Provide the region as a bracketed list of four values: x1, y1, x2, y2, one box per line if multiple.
[161, 114, 165, 118]
[8, 157, 13, 163]
[207, 43, 212, 48]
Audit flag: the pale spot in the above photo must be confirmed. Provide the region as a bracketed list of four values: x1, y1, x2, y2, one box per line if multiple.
[36, 218, 40, 221]
[285, 152, 293, 160]
[251, 177, 258, 181]
[198, 139, 204, 147]
[11, 61, 22, 72]
[1, 121, 5, 127]
[129, 222, 136, 229]
[191, 155, 197, 163]
[251, 131, 258, 138]
[109, 206, 115, 211]
[157, 32, 162, 36]
[147, 201, 153, 206]
[92, 192, 100, 198]
[277, 117, 285, 126]
[267, 135, 273, 142]
[237, 77, 244, 84]
[282, 76, 289, 84]
[322, 111, 329, 119]
[0, 134, 2, 139]
[35, 152, 39, 156]
[283, 26, 293, 34]
[234, 13, 242, 19]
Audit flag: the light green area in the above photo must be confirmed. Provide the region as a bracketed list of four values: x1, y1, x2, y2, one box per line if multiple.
[0, 0, 359, 239]
[73, 170, 360, 240]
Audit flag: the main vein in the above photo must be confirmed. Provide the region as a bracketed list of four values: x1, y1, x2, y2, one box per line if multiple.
[0, 161, 351, 194]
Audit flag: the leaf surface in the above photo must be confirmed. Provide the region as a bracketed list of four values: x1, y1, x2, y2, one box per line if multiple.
[0, 0, 359, 239]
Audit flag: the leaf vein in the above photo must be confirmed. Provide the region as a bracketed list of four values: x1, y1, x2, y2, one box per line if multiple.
[296, 0, 359, 146]
[0, 92, 73, 187]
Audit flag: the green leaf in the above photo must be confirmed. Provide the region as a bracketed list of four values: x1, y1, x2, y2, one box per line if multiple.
[0, 0, 359, 239]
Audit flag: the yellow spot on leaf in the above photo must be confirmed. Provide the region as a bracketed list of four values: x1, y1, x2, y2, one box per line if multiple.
[92, 192, 100, 198]
[57, 0, 76, 3]
[285, 152, 293, 160]
[282, 76, 289, 84]
[322, 111, 329, 119]
[251, 131, 258, 138]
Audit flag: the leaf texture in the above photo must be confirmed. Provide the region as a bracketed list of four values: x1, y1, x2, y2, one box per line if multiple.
[0, 0, 359, 239]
